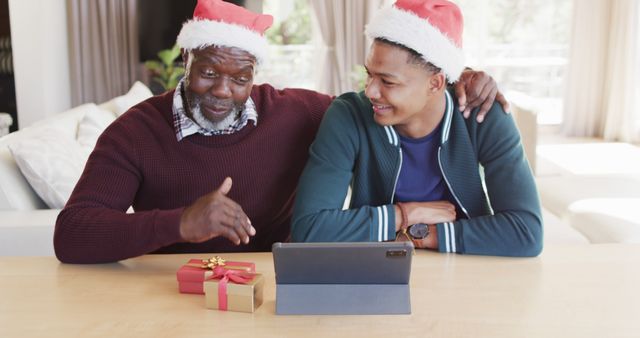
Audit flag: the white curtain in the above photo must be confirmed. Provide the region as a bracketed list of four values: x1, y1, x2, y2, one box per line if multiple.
[67, 0, 140, 106]
[602, 0, 640, 143]
[563, 0, 640, 143]
[308, 0, 384, 96]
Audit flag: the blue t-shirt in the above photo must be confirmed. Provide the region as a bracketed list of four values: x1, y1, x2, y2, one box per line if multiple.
[394, 125, 449, 203]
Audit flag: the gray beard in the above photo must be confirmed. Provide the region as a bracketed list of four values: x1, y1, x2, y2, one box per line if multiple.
[189, 97, 242, 132]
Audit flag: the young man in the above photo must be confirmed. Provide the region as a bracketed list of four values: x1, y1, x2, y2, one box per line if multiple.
[292, 0, 542, 257]
[54, 0, 507, 263]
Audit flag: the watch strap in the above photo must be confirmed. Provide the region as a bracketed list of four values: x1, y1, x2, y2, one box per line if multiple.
[396, 202, 409, 232]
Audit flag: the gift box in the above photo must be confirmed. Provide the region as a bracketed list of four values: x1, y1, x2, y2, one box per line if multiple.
[176, 257, 255, 295]
[204, 269, 264, 313]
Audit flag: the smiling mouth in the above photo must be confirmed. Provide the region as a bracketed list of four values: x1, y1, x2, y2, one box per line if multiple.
[202, 105, 232, 116]
[371, 103, 392, 114]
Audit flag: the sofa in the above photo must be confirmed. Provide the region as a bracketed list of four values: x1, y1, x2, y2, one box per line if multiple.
[508, 95, 590, 246]
[1, 84, 592, 256]
[535, 142, 640, 243]
[0, 82, 153, 256]
[509, 91, 640, 244]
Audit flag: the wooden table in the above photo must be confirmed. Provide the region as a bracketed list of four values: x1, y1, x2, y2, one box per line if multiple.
[1, 244, 639, 337]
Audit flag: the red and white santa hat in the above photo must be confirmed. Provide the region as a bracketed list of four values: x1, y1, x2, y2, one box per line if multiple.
[177, 0, 273, 65]
[365, 0, 464, 83]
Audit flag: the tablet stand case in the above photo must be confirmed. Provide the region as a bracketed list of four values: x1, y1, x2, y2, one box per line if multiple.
[273, 242, 412, 315]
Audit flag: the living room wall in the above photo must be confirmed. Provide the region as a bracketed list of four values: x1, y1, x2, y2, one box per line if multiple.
[8, 0, 71, 129]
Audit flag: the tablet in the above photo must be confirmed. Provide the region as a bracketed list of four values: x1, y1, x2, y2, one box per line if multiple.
[272, 241, 414, 314]
[272, 241, 413, 284]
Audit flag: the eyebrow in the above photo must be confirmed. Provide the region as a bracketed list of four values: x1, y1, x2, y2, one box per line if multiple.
[364, 65, 398, 79]
[196, 56, 255, 74]
[233, 66, 255, 74]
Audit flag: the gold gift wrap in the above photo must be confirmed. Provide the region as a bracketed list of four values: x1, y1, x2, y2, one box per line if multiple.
[204, 274, 264, 313]
[177, 257, 256, 295]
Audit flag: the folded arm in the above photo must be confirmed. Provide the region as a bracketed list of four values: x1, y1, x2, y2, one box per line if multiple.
[434, 103, 543, 257]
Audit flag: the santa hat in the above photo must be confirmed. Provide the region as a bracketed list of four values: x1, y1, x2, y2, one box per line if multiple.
[177, 0, 273, 65]
[365, 0, 464, 83]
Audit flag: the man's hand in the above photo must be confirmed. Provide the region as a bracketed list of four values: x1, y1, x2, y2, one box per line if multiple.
[405, 201, 456, 225]
[454, 69, 510, 123]
[395, 201, 455, 250]
[179, 177, 255, 245]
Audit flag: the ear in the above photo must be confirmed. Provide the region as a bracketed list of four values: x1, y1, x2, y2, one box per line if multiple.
[427, 72, 446, 93]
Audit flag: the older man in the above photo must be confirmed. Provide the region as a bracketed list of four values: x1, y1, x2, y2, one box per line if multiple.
[54, 0, 505, 263]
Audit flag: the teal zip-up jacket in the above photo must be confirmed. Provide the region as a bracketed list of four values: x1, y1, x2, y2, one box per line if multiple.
[292, 89, 543, 257]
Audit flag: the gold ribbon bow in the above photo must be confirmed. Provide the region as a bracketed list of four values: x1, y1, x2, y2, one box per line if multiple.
[186, 256, 227, 270]
[201, 256, 226, 269]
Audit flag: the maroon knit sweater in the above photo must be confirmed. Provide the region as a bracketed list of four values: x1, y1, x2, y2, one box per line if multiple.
[54, 84, 333, 263]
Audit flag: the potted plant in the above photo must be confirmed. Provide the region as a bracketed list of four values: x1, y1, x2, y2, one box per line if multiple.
[144, 44, 185, 94]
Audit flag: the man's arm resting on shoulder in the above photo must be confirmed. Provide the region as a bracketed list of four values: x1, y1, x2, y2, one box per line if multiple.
[307, 68, 506, 125]
[453, 68, 511, 123]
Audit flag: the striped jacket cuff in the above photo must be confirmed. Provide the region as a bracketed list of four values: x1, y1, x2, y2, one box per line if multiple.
[373, 205, 394, 241]
[437, 222, 461, 253]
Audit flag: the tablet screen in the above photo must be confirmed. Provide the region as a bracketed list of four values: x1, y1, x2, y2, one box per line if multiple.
[272, 242, 413, 284]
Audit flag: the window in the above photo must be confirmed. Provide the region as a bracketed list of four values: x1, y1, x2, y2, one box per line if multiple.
[456, 0, 573, 125]
[256, 0, 317, 90]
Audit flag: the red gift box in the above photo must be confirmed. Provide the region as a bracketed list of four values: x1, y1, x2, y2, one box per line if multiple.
[176, 257, 256, 295]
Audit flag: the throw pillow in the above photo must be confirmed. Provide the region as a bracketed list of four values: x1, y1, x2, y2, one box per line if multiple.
[8, 130, 90, 209]
[99, 81, 153, 116]
[76, 105, 117, 150]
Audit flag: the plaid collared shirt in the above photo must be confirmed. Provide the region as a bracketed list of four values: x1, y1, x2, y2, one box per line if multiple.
[172, 79, 258, 141]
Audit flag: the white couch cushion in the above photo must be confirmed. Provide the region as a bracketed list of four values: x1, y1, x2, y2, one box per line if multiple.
[0, 82, 152, 212]
[0, 143, 46, 210]
[537, 142, 640, 176]
[98, 81, 153, 116]
[537, 175, 640, 244]
[28, 103, 94, 138]
[76, 105, 117, 149]
[568, 198, 640, 244]
[536, 175, 640, 217]
[8, 128, 90, 209]
[0, 103, 98, 210]
[542, 208, 589, 245]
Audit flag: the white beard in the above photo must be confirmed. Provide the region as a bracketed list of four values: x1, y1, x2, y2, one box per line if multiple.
[189, 97, 241, 132]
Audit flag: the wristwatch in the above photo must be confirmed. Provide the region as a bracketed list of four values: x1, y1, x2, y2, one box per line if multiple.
[407, 223, 430, 239]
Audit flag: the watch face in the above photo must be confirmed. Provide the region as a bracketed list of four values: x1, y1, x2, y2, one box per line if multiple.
[408, 223, 429, 239]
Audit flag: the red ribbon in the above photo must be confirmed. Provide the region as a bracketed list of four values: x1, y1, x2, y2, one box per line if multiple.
[206, 266, 256, 311]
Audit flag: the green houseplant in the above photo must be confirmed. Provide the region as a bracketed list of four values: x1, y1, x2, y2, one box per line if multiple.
[144, 44, 185, 93]
[351, 65, 367, 92]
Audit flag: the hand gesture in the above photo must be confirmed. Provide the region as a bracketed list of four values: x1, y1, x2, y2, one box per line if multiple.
[179, 177, 255, 245]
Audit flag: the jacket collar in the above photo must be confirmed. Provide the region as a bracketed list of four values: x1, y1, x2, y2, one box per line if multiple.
[441, 89, 454, 144]
[383, 90, 454, 146]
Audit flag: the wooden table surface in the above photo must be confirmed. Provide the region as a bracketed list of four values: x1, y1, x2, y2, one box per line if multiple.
[1, 244, 639, 337]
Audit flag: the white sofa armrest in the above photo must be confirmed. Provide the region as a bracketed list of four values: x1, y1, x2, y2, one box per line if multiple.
[508, 91, 538, 174]
[542, 208, 589, 245]
[0, 209, 60, 256]
[0, 137, 47, 210]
